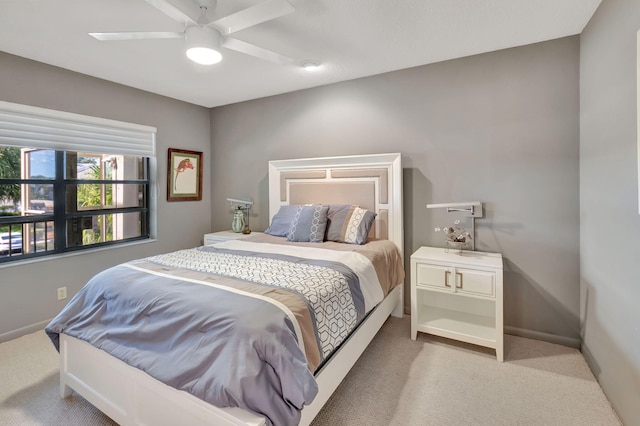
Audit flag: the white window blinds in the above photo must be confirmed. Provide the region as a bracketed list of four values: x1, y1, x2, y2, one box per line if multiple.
[0, 101, 156, 157]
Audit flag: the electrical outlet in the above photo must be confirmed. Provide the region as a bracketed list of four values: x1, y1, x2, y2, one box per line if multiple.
[57, 286, 67, 300]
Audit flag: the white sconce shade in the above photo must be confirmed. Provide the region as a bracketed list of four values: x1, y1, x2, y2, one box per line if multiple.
[426, 201, 483, 218]
[185, 26, 222, 65]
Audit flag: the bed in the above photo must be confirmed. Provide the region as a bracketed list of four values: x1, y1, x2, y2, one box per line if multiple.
[46, 152, 404, 426]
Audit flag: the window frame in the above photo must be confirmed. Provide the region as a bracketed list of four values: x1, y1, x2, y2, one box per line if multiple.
[0, 149, 151, 262]
[0, 101, 157, 264]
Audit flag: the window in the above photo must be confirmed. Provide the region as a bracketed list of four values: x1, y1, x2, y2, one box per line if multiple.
[0, 101, 156, 264]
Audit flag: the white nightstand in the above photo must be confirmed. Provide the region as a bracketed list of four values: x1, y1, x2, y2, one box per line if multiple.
[410, 246, 504, 362]
[204, 230, 263, 245]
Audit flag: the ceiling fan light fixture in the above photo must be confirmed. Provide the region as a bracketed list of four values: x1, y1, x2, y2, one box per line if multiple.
[186, 47, 222, 65]
[185, 26, 222, 65]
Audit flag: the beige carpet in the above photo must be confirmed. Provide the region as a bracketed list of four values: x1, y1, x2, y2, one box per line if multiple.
[0, 316, 621, 426]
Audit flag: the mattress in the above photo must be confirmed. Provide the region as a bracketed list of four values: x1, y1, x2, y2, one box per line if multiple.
[45, 235, 404, 426]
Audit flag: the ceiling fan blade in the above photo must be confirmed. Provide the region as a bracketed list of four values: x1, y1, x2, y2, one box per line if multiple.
[222, 37, 294, 65]
[213, 0, 294, 35]
[145, 0, 197, 26]
[89, 32, 184, 41]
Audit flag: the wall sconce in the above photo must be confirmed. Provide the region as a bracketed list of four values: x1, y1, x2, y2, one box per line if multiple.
[227, 197, 253, 234]
[426, 201, 483, 251]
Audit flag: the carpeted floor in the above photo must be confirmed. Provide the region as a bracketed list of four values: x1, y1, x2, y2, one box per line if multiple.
[0, 316, 621, 425]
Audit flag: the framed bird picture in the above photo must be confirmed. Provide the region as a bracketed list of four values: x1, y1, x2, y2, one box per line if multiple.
[167, 148, 203, 201]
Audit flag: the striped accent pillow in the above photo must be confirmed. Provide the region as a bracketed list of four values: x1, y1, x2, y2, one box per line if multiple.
[326, 205, 376, 245]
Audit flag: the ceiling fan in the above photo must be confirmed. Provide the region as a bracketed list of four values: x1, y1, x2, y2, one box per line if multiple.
[89, 0, 295, 65]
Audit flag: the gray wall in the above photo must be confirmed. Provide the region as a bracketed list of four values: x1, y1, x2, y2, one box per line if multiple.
[211, 37, 581, 344]
[580, 0, 640, 423]
[0, 52, 212, 341]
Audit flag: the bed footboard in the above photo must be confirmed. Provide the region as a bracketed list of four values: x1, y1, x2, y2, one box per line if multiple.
[59, 334, 266, 426]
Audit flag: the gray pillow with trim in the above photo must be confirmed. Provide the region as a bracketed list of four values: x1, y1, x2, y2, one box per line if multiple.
[287, 204, 329, 243]
[326, 204, 376, 245]
[264, 205, 299, 237]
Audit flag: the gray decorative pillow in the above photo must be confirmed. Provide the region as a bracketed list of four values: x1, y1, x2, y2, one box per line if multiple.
[326, 204, 376, 245]
[264, 205, 300, 237]
[287, 204, 329, 243]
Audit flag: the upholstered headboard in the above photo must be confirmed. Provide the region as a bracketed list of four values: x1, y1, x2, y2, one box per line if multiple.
[268, 153, 403, 256]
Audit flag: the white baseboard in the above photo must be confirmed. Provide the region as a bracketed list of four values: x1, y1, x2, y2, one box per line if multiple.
[0, 319, 52, 344]
[505, 326, 581, 348]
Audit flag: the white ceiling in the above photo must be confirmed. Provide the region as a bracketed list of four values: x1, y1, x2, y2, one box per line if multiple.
[0, 0, 601, 108]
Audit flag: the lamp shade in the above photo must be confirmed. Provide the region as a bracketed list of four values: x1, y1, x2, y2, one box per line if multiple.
[185, 26, 222, 65]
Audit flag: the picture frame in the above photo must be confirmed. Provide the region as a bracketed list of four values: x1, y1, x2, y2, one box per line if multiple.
[167, 148, 203, 201]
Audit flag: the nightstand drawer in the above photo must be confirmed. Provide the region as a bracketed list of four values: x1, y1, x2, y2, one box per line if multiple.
[456, 268, 495, 298]
[415, 264, 495, 298]
[415, 264, 448, 289]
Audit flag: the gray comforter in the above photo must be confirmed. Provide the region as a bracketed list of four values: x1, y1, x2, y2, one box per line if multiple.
[45, 240, 388, 426]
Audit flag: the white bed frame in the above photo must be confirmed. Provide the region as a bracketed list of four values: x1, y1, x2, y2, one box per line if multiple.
[59, 153, 404, 426]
